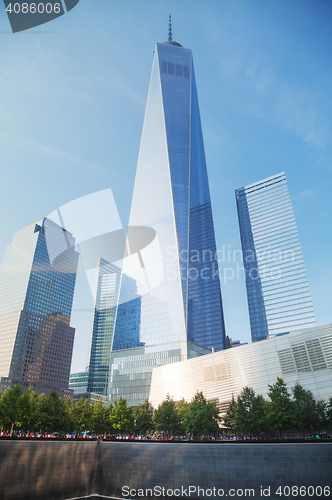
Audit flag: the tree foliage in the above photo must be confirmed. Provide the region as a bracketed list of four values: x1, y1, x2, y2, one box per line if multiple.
[175, 398, 189, 435]
[223, 395, 237, 432]
[265, 377, 295, 434]
[292, 383, 324, 434]
[110, 397, 134, 435]
[1, 385, 23, 435]
[92, 401, 110, 434]
[326, 396, 332, 430]
[37, 390, 70, 433]
[184, 392, 220, 438]
[222, 379, 330, 437]
[72, 397, 94, 435]
[20, 387, 38, 432]
[0, 380, 331, 438]
[153, 394, 179, 436]
[134, 400, 154, 435]
[235, 387, 266, 436]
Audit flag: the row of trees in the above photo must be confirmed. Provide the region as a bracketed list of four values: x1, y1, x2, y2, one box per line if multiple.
[223, 378, 332, 437]
[1, 379, 331, 438]
[0, 385, 111, 436]
[0, 385, 220, 437]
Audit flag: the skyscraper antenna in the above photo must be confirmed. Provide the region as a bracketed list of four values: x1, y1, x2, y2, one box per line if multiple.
[168, 14, 172, 42]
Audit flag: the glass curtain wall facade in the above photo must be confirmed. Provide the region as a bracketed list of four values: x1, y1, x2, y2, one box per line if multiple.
[109, 36, 226, 406]
[0, 218, 78, 397]
[236, 172, 316, 342]
[86, 259, 121, 396]
[70, 259, 142, 399]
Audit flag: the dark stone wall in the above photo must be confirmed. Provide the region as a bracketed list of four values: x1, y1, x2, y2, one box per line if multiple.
[97, 442, 332, 499]
[0, 440, 97, 500]
[0, 441, 332, 500]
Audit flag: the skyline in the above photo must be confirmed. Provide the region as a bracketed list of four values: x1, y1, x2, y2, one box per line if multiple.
[0, 0, 331, 374]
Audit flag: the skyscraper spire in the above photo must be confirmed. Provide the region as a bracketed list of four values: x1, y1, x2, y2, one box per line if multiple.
[168, 14, 172, 42]
[109, 33, 227, 406]
[164, 15, 182, 47]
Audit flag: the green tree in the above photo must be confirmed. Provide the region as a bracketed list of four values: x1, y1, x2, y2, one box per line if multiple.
[72, 397, 93, 435]
[236, 387, 266, 436]
[35, 393, 47, 432]
[19, 387, 38, 433]
[134, 400, 154, 436]
[292, 383, 320, 435]
[265, 377, 295, 436]
[223, 395, 238, 433]
[315, 399, 327, 433]
[1, 385, 23, 435]
[326, 396, 332, 431]
[153, 394, 179, 437]
[184, 391, 220, 439]
[62, 397, 75, 433]
[104, 403, 114, 435]
[0, 395, 4, 432]
[176, 398, 189, 435]
[92, 401, 108, 435]
[36, 390, 68, 434]
[110, 397, 134, 435]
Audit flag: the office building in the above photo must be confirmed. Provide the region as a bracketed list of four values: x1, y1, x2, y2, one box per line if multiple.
[86, 259, 121, 397]
[150, 323, 332, 411]
[109, 22, 226, 406]
[0, 218, 78, 397]
[70, 258, 142, 399]
[69, 370, 89, 396]
[235, 172, 316, 342]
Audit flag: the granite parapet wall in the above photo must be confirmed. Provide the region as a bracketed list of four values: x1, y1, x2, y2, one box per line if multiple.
[0, 440, 97, 500]
[0, 441, 332, 500]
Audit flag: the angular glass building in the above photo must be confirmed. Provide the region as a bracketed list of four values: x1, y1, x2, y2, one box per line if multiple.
[236, 172, 316, 342]
[109, 25, 226, 406]
[86, 259, 121, 396]
[0, 218, 79, 397]
[81, 258, 141, 397]
[70, 258, 142, 400]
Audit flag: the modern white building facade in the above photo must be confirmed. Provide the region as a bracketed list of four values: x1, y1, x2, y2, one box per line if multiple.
[150, 324, 332, 411]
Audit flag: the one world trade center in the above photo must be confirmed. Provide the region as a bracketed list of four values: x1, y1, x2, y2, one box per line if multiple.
[108, 21, 226, 406]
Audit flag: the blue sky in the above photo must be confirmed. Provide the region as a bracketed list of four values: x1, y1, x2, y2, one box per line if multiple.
[1, 0, 331, 373]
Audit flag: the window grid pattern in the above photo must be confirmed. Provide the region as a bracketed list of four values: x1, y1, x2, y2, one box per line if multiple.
[278, 334, 332, 375]
[236, 172, 316, 342]
[87, 259, 121, 396]
[109, 340, 210, 407]
[0, 218, 78, 397]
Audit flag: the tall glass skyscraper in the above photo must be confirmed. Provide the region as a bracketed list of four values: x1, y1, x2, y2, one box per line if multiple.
[84, 258, 142, 397]
[236, 172, 316, 342]
[0, 218, 78, 397]
[109, 26, 226, 406]
[86, 259, 121, 396]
